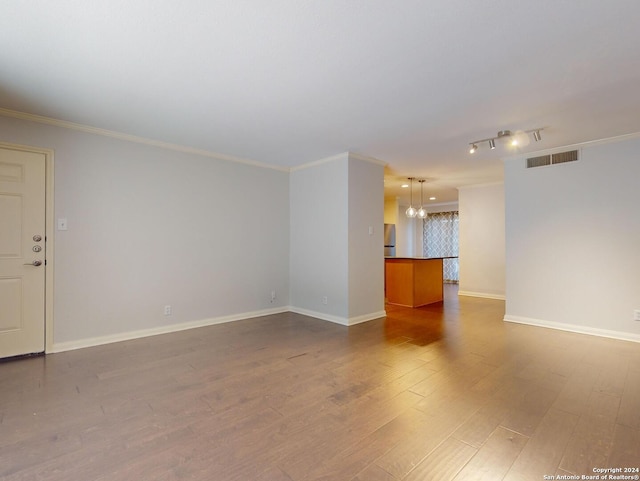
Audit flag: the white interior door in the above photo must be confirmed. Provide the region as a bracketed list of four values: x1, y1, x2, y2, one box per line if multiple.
[0, 147, 46, 358]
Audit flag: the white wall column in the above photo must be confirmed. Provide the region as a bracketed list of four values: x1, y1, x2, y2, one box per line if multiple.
[458, 183, 506, 299]
[290, 153, 385, 325]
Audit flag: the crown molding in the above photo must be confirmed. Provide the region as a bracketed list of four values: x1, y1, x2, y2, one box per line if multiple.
[0, 107, 289, 172]
[290, 151, 387, 172]
[423, 200, 459, 208]
[348, 152, 387, 167]
[0, 109, 390, 174]
[501, 131, 640, 163]
[457, 181, 504, 190]
[289, 152, 349, 172]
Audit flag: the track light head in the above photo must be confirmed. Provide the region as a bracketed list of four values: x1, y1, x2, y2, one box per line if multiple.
[469, 144, 478, 154]
[489, 139, 496, 149]
[533, 130, 542, 141]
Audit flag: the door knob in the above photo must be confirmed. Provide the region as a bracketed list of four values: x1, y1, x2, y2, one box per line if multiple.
[24, 260, 42, 267]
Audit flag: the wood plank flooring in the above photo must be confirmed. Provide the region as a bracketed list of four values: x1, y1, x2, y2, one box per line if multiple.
[1, 285, 639, 480]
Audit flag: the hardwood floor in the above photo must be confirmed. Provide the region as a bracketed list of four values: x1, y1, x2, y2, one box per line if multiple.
[1, 286, 639, 480]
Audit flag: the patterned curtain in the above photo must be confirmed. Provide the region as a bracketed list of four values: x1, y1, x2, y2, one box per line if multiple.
[423, 211, 459, 283]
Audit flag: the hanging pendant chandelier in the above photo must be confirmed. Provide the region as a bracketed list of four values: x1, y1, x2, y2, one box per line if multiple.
[405, 177, 417, 218]
[417, 179, 427, 219]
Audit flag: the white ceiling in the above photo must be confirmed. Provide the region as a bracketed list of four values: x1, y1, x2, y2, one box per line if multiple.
[2, 1, 640, 204]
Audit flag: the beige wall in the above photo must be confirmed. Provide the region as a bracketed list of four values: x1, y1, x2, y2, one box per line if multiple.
[384, 196, 398, 224]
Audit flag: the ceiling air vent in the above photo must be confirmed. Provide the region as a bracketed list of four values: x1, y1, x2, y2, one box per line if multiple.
[526, 150, 579, 168]
[552, 149, 579, 164]
[526, 155, 551, 168]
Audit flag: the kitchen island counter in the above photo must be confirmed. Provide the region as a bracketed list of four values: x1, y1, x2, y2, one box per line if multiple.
[384, 257, 444, 307]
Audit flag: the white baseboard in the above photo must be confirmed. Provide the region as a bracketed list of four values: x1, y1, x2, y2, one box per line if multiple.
[458, 290, 505, 300]
[349, 310, 387, 326]
[288, 307, 386, 326]
[50, 306, 289, 353]
[288, 307, 350, 326]
[504, 315, 640, 344]
[50, 306, 387, 353]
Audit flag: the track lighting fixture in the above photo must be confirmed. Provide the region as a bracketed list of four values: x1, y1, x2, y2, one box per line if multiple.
[468, 128, 544, 154]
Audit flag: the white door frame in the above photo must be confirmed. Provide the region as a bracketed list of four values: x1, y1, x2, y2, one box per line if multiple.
[1, 142, 55, 353]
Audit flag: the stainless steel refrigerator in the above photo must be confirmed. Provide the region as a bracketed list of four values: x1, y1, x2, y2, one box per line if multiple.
[384, 223, 396, 257]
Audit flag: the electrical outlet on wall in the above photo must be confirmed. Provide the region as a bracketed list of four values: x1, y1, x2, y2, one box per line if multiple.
[634, 309, 640, 321]
[164, 305, 172, 316]
[271, 290, 276, 303]
[322, 296, 328, 305]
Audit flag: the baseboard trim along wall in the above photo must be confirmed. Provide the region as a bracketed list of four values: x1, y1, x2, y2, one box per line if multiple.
[50, 306, 290, 353]
[349, 311, 387, 326]
[51, 307, 388, 353]
[50, 308, 639, 353]
[458, 290, 506, 301]
[288, 307, 349, 326]
[504, 315, 640, 344]
[288, 307, 386, 326]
